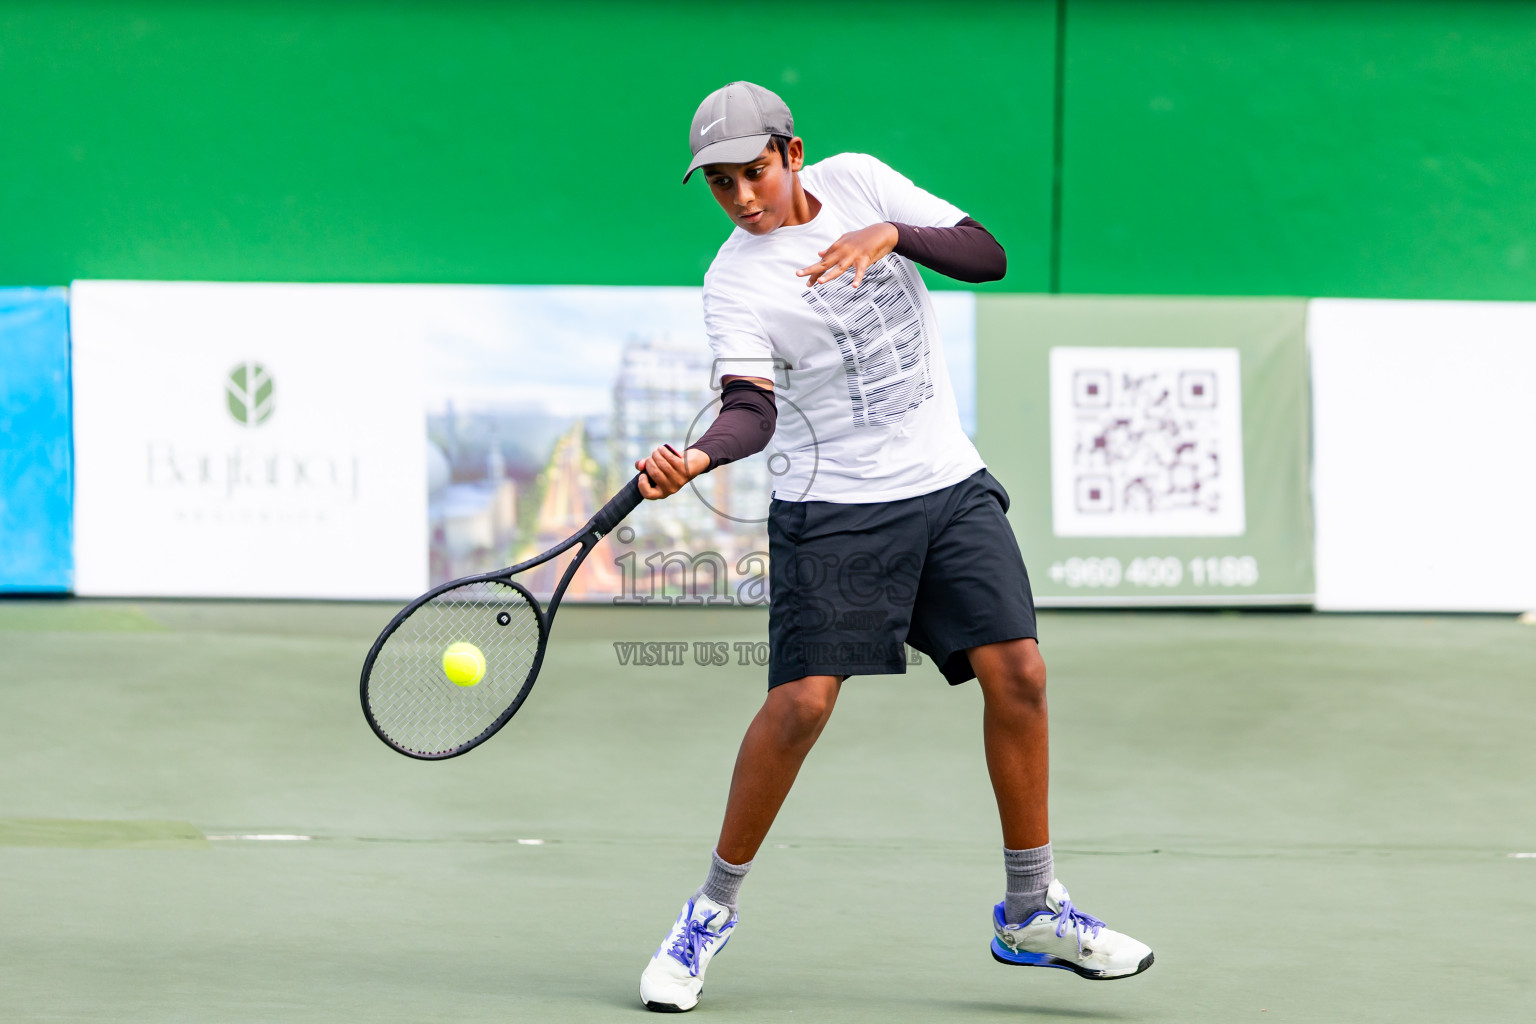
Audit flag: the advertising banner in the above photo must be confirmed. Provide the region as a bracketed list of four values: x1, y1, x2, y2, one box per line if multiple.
[71, 282, 427, 599]
[0, 287, 73, 592]
[69, 281, 977, 603]
[976, 296, 1314, 606]
[420, 287, 975, 605]
[1310, 300, 1536, 612]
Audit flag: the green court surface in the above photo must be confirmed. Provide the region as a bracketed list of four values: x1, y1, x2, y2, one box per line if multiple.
[1, 601, 1532, 1022]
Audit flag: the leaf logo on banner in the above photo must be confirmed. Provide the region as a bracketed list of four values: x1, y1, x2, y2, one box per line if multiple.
[226, 362, 275, 427]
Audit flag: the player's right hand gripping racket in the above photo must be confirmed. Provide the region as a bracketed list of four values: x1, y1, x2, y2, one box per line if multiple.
[360, 474, 645, 759]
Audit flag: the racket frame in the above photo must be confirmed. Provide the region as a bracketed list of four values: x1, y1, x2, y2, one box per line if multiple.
[360, 477, 640, 760]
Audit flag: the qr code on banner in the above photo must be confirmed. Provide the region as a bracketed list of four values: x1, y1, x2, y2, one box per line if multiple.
[1048, 347, 1245, 537]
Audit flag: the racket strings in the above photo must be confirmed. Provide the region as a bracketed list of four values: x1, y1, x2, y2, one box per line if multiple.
[364, 580, 542, 757]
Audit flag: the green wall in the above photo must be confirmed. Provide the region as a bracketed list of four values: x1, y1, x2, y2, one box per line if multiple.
[0, 1, 1055, 289]
[5, 1, 1536, 299]
[1062, 1, 1536, 299]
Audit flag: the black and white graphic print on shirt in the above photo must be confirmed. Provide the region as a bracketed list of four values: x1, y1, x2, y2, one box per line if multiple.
[801, 254, 935, 429]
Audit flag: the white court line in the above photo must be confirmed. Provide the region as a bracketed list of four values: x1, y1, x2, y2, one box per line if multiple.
[206, 834, 552, 844]
[1509, 853, 1536, 859]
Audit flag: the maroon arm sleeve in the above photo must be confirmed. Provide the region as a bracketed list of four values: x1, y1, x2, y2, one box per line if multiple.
[686, 379, 777, 471]
[887, 215, 1007, 283]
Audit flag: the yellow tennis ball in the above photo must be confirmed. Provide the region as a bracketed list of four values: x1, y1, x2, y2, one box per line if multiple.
[442, 641, 486, 687]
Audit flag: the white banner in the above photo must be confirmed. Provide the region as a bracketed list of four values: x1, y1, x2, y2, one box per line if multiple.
[1310, 299, 1536, 612]
[70, 282, 977, 602]
[72, 281, 427, 599]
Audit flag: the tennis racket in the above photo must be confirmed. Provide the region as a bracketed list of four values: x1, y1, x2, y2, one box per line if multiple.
[360, 472, 647, 759]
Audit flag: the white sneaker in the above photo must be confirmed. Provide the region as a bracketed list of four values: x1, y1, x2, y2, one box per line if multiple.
[640, 895, 737, 1012]
[992, 879, 1154, 980]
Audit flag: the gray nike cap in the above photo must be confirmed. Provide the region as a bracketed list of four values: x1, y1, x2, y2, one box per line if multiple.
[683, 81, 794, 183]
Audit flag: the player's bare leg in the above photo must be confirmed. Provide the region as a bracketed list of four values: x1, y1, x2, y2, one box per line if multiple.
[970, 637, 1154, 980]
[969, 638, 1051, 849]
[715, 674, 844, 864]
[641, 674, 843, 1011]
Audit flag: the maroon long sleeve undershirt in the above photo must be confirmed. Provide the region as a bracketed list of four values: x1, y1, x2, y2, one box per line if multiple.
[686, 378, 777, 471]
[889, 215, 1007, 284]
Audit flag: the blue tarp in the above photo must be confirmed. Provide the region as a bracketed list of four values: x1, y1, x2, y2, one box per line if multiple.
[0, 287, 72, 592]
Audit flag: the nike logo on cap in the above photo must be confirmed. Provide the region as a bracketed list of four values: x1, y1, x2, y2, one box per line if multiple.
[700, 116, 727, 136]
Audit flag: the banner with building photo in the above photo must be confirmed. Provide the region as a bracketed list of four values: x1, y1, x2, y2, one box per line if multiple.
[975, 296, 1314, 606]
[71, 281, 428, 599]
[422, 286, 978, 605]
[69, 281, 976, 602]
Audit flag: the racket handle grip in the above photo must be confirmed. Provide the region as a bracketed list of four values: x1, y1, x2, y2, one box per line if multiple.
[589, 475, 645, 537]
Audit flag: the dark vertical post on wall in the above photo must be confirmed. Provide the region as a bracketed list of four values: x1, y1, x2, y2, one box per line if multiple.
[1049, 0, 1067, 294]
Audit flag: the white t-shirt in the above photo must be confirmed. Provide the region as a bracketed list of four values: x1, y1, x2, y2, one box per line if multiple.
[702, 152, 985, 503]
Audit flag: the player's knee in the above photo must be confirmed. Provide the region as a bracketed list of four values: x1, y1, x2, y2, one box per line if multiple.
[767, 678, 837, 742]
[993, 650, 1047, 711]
[1017, 656, 1047, 706]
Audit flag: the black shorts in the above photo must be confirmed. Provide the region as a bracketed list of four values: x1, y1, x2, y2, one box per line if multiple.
[766, 468, 1038, 688]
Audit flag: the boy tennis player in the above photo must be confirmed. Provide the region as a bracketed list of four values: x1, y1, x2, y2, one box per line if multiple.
[633, 82, 1153, 1013]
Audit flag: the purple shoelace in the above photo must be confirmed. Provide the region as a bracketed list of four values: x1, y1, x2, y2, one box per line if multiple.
[1052, 898, 1106, 950]
[666, 903, 732, 977]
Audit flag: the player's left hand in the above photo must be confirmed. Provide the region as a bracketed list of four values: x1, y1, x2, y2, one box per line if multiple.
[637, 444, 707, 500]
[797, 222, 900, 289]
